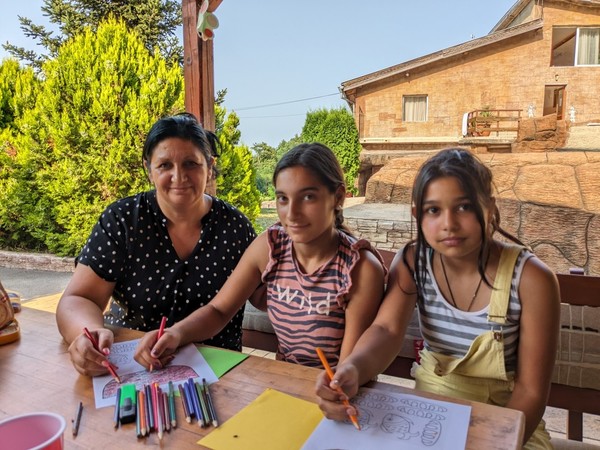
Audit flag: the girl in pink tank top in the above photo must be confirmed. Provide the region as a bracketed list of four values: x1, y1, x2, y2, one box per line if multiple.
[136, 143, 386, 369]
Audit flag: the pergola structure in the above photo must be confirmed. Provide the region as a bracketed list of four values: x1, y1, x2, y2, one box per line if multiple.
[181, 0, 223, 131]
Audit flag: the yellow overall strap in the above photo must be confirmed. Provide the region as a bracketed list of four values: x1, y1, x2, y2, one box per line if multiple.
[487, 244, 524, 325]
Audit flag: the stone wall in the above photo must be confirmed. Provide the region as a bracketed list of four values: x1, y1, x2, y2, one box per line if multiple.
[344, 204, 413, 251]
[355, 151, 600, 275]
[0, 250, 75, 272]
[513, 114, 568, 152]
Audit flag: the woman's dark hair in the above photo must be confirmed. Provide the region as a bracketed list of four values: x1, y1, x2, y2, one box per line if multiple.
[142, 112, 219, 178]
[273, 142, 352, 236]
[404, 147, 524, 291]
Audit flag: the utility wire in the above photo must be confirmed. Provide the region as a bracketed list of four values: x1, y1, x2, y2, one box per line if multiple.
[232, 93, 339, 111]
[239, 113, 308, 119]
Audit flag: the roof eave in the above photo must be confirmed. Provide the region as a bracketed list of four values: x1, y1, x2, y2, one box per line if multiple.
[340, 18, 543, 94]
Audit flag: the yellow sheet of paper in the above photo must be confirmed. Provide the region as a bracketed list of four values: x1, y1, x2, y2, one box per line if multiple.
[198, 388, 323, 450]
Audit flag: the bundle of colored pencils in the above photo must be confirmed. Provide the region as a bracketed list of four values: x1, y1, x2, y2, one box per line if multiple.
[178, 378, 219, 428]
[114, 381, 179, 440]
[113, 378, 219, 439]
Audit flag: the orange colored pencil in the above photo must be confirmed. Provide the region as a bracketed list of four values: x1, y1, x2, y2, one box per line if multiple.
[316, 347, 361, 431]
[138, 389, 147, 437]
[136, 390, 142, 437]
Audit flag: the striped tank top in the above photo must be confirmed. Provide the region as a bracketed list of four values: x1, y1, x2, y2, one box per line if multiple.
[417, 247, 532, 373]
[261, 224, 383, 368]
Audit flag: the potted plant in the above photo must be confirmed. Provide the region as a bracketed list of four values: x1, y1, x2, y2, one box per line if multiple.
[477, 106, 493, 136]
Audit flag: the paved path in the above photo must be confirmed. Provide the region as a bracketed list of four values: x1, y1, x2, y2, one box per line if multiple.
[0, 267, 72, 301]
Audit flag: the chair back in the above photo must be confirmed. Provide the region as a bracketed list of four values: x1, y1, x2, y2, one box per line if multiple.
[549, 273, 600, 441]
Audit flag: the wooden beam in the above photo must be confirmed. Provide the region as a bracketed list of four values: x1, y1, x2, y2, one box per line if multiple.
[182, 0, 215, 131]
[206, 0, 223, 12]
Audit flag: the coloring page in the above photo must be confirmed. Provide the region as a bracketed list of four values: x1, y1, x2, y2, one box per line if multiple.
[302, 387, 471, 450]
[92, 339, 217, 408]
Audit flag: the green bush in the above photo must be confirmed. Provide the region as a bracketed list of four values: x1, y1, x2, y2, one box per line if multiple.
[0, 19, 184, 255]
[301, 107, 361, 194]
[215, 110, 261, 223]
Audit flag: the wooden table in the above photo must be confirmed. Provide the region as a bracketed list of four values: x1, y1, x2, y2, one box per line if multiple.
[0, 307, 525, 449]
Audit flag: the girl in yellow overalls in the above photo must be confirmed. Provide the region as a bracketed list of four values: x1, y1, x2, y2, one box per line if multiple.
[316, 148, 560, 449]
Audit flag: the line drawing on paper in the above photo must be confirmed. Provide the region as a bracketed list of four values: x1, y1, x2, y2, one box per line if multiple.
[352, 390, 447, 446]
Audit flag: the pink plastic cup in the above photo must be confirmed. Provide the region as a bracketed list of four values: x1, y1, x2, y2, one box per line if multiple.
[0, 412, 66, 450]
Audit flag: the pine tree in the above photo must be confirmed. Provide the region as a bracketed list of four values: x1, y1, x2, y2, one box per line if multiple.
[3, 0, 182, 71]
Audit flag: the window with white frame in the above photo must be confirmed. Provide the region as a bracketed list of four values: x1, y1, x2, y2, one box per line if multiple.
[402, 95, 428, 122]
[552, 26, 600, 66]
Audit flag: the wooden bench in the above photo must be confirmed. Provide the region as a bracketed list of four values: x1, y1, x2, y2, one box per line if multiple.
[242, 252, 600, 446]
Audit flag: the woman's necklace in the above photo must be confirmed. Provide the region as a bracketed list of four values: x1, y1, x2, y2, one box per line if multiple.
[439, 253, 484, 311]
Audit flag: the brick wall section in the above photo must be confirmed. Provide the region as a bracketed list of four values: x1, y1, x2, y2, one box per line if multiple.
[355, 3, 600, 141]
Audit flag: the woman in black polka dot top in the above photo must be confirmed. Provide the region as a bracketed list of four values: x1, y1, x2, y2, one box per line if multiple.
[56, 113, 256, 377]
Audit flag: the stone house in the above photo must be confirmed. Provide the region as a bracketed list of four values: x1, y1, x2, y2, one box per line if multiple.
[340, 0, 600, 194]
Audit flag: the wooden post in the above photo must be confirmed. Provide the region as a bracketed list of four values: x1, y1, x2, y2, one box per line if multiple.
[182, 0, 215, 132]
[182, 0, 220, 195]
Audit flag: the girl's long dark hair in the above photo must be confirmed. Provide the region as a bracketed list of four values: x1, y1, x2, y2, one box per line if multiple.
[404, 148, 524, 292]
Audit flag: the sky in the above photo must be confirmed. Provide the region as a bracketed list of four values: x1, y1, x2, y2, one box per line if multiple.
[0, 1, 517, 148]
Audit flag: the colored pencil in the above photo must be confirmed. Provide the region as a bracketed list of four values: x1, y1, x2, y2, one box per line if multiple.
[316, 347, 361, 431]
[162, 391, 171, 432]
[203, 378, 219, 427]
[82, 327, 121, 384]
[113, 387, 121, 429]
[72, 401, 83, 436]
[155, 384, 164, 440]
[139, 389, 147, 437]
[178, 384, 192, 423]
[187, 378, 204, 426]
[149, 316, 167, 373]
[135, 390, 142, 438]
[185, 379, 199, 423]
[145, 384, 154, 432]
[168, 381, 177, 428]
[195, 381, 210, 427]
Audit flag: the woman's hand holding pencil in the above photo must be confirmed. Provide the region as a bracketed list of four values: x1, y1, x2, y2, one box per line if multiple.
[133, 317, 179, 370]
[149, 317, 167, 372]
[82, 327, 121, 383]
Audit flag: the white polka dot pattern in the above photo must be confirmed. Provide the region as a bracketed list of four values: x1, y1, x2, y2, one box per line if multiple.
[77, 191, 256, 350]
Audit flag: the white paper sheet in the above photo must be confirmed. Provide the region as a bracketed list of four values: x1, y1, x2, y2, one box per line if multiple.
[302, 387, 471, 450]
[91, 339, 217, 408]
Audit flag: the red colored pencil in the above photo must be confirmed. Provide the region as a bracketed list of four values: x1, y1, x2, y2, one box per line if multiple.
[149, 316, 167, 373]
[158, 316, 167, 338]
[82, 327, 121, 384]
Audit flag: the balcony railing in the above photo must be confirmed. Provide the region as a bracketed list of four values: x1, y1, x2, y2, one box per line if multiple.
[466, 109, 522, 137]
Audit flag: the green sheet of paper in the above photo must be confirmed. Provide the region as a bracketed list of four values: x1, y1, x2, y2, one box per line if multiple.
[198, 346, 249, 378]
[198, 388, 322, 450]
